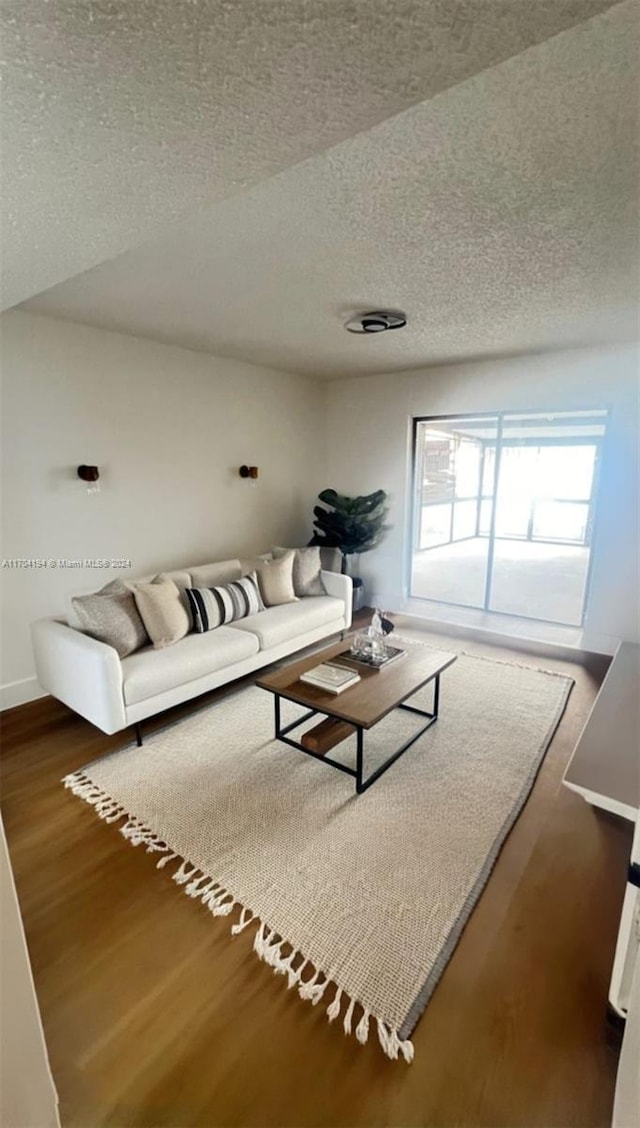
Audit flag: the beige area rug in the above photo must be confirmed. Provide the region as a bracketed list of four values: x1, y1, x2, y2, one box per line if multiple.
[64, 642, 573, 1062]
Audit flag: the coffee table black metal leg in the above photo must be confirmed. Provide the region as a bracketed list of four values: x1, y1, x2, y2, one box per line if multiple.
[273, 694, 317, 742]
[270, 672, 442, 794]
[357, 674, 442, 793]
[356, 727, 364, 794]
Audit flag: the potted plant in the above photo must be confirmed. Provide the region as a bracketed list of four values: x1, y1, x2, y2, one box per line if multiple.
[309, 488, 389, 609]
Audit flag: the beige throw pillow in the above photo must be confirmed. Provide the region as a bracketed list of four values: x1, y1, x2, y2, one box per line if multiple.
[156, 571, 192, 615]
[256, 550, 297, 607]
[272, 545, 326, 597]
[133, 579, 190, 649]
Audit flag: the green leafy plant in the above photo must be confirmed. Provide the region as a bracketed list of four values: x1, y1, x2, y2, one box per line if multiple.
[309, 488, 389, 568]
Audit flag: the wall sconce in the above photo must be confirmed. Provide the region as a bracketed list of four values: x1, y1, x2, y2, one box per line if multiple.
[239, 465, 259, 480]
[77, 464, 100, 495]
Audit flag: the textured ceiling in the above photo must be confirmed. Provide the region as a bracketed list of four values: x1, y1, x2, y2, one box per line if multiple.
[1, 0, 619, 309]
[21, 1, 639, 378]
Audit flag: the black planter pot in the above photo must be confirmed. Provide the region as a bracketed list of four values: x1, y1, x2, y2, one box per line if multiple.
[351, 576, 364, 612]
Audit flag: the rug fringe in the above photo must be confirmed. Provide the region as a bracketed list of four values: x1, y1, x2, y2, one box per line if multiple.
[62, 769, 414, 1064]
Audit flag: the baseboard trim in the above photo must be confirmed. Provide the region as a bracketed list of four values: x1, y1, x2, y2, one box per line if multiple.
[382, 593, 624, 658]
[1, 677, 47, 711]
[391, 611, 612, 672]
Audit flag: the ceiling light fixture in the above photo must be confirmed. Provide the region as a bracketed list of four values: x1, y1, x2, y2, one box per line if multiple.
[344, 310, 407, 334]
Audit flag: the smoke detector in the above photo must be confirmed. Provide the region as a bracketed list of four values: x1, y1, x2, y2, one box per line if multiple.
[344, 310, 407, 334]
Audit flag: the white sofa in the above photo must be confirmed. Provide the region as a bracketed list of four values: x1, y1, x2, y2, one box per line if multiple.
[30, 557, 352, 738]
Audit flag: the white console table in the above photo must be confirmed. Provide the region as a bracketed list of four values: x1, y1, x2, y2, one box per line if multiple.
[563, 642, 639, 822]
[563, 641, 640, 1038]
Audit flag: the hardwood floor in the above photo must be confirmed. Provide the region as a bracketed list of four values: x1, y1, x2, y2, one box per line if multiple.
[0, 621, 632, 1128]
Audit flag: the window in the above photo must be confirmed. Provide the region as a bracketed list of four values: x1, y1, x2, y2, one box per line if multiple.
[410, 410, 607, 627]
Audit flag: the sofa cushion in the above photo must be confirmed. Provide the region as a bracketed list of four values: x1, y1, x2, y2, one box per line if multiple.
[186, 573, 264, 633]
[133, 579, 191, 649]
[319, 547, 343, 573]
[230, 596, 344, 650]
[155, 569, 192, 594]
[256, 550, 296, 607]
[155, 571, 192, 615]
[273, 545, 326, 597]
[122, 627, 259, 705]
[239, 553, 272, 575]
[189, 559, 242, 588]
[66, 578, 140, 631]
[71, 584, 148, 657]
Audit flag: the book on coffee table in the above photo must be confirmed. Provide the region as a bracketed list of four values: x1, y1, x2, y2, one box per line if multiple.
[299, 662, 361, 695]
[344, 644, 406, 670]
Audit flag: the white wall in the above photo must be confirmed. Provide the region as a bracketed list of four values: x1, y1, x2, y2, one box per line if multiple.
[325, 344, 640, 650]
[2, 320, 637, 706]
[0, 312, 324, 705]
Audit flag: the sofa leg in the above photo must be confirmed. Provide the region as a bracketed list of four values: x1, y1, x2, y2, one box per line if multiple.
[135, 722, 143, 747]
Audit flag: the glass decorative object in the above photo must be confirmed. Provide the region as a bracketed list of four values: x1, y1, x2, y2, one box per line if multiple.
[350, 608, 388, 661]
[369, 608, 387, 659]
[350, 631, 372, 660]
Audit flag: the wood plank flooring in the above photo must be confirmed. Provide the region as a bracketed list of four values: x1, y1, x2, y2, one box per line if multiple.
[0, 621, 633, 1128]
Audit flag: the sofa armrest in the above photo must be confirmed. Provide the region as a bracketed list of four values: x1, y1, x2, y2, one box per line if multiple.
[30, 618, 127, 734]
[321, 570, 352, 629]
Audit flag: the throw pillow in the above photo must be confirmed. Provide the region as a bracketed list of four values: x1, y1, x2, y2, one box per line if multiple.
[155, 570, 192, 593]
[256, 550, 297, 607]
[272, 545, 326, 597]
[156, 571, 192, 615]
[101, 579, 129, 595]
[133, 579, 191, 649]
[186, 573, 264, 633]
[72, 585, 149, 658]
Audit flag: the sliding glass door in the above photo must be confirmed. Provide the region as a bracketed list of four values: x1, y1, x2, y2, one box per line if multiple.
[411, 410, 606, 627]
[413, 416, 498, 609]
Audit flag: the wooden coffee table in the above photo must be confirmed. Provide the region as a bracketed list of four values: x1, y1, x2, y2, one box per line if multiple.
[256, 639, 457, 793]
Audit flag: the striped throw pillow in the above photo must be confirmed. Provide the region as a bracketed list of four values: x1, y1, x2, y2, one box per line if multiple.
[186, 572, 264, 633]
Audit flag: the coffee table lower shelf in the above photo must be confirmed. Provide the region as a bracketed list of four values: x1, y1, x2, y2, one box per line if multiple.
[272, 674, 440, 794]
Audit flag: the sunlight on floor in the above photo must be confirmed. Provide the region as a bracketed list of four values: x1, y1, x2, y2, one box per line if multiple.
[411, 537, 590, 625]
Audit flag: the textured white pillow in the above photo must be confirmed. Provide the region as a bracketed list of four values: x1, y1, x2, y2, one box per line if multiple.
[71, 583, 148, 658]
[272, 545, 326, 597]
[256, 551, 297, 607]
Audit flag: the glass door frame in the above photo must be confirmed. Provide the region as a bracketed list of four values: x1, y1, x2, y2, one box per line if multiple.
[413, 425, 487, 552]
[409, 410, 607, 629]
